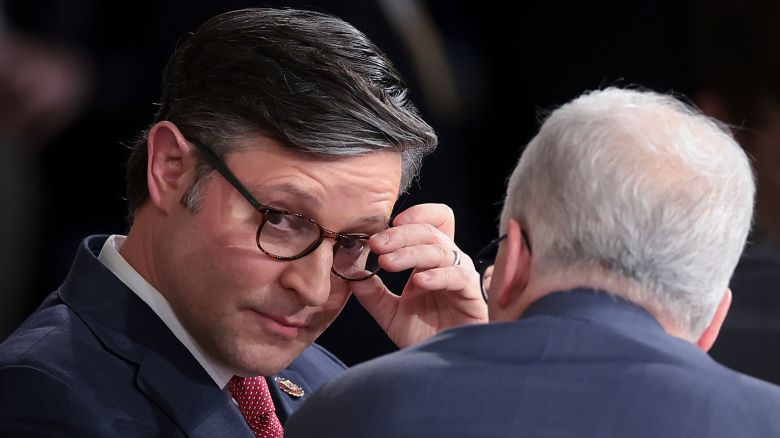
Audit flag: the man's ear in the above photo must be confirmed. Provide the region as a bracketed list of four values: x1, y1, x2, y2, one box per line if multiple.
[696, 288, 732, 352]
[495, 219, 532, 309]
[146, 121, 197, 213]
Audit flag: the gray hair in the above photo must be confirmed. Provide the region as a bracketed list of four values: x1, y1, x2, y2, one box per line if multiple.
[500, 88, 755, 338]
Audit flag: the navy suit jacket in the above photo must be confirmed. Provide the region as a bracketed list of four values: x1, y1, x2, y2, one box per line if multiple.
[0, 235, 346, 437]
[286, 289, 780, 438]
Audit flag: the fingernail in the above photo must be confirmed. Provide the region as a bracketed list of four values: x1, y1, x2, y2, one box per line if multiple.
[386, 252, 398, 261]
[371, 233, 387, 245]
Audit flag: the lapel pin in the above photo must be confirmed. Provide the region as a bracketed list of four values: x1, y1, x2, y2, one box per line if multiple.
[275, 377, 305, 398]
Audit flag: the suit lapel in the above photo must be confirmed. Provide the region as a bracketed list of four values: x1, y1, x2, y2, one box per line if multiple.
[135, 323, 252, 437]
[60, 236, 253, 437]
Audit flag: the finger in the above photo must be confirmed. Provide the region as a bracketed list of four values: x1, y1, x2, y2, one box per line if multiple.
[370, 222, 452, 254]
[409, 265, 481, 294]
[379, 244, 474, 272]
[393, 203, 455, 238]
[350, 274, 400, 330]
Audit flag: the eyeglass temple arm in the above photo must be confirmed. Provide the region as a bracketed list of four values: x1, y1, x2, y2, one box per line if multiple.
[189, 140, 266, 212]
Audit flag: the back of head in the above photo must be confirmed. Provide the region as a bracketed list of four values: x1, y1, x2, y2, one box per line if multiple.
[126, 8, 437, 217]
[501, 88, 755, 338]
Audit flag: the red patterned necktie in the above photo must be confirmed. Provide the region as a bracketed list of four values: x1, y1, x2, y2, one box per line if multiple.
[227, 375, 284, 438]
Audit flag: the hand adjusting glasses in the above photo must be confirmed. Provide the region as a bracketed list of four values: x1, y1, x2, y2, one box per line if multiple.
[189, 138, 382, 281]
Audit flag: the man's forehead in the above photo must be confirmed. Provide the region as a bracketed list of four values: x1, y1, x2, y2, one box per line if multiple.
[225, 139, 400, 206]
[265, 182, 324, 208]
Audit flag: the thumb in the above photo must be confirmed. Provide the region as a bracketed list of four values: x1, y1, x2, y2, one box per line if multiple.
[351, 275, 399, 333]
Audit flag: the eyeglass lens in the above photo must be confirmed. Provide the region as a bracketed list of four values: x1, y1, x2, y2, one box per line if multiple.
[258, 210, 380, 280]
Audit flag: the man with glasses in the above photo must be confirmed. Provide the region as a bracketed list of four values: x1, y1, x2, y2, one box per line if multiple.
[0, 8, 484, 437]
[285, 88, 780, 437]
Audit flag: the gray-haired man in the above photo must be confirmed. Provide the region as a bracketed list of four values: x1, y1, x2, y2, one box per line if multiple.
[286, 88, 780, 438]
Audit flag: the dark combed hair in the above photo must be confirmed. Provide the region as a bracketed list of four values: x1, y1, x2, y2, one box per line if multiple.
[126, 8, 437, 218]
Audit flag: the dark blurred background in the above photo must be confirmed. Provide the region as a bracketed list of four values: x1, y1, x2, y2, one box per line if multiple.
[2, 0, 780, 384]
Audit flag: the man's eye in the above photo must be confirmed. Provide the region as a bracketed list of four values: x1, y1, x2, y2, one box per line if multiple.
[340, 238, 367, 253]
[266, 213, 299, 230]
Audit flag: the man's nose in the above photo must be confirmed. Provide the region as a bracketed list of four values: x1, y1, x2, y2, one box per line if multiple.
[280, 241, 335, 307]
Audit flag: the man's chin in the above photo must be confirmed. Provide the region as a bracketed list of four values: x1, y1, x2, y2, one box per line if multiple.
[230, 338, 309, 376]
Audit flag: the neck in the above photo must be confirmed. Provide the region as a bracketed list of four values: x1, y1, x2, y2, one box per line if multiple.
[496, 270, 691, 341]
[120, 208, 165, 295]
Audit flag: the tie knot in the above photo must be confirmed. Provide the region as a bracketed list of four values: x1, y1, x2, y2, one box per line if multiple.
[228, 375, 284, 437]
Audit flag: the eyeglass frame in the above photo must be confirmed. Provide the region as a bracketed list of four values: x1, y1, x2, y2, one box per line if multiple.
[474, 229, 531, 302]
[187, 137, 385, 281]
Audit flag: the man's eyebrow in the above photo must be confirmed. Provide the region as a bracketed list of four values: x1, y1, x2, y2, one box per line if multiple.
[256, 183, 323, 208]
[350, 215, 392, 232]
[256, 183, 391, 231]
